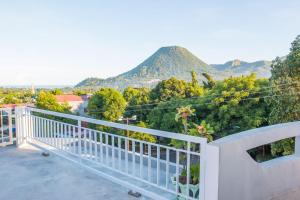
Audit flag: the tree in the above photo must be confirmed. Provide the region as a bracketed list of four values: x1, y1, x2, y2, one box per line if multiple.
[195, 74, 270, 138]
[3, 94, 21, 104]
[36, 91, 71, 113]
[202, 73, 216, 89]
[87, 88, 127, 121]
[50, 88, 63, 95]
[191, 71, 199, 87]
[268, 35, 300, 156]
[148, 98, 198, 133]
[123, 87, 150, 121]
[128, 121, 157, 143]
[150, 77, 188, 102]
[150, 75, 203, 102]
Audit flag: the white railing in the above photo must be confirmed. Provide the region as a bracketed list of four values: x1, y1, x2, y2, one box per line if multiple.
[0, 108, 13, 147]
[15, 106, 209, 200]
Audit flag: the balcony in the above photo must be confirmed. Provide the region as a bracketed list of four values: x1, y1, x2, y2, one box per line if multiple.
[0, 107, 218, 200]
[2, 106, 299, 200]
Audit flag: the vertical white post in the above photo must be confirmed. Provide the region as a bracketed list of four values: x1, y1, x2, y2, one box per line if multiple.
[8, 109, 13, 144]
[94, 131, 98, 161]
[118, 137, 121, 170]
[132, 140, 135, 175]
[187, 142, 191, 198]
[166, 148, 170, 189]
[125, 138, 129, 173]
[106, 134, 109, 165]
[200, 141, 207, 200]
[100, 132, 103, 163]
[15, 107, 26, 147]
[78, 120, 82, 160]
[175, 151, 179, 195]
[156, 146, 160, 185]
[140, 142, 143, 178]
[295, 136, 300, 156]
[148, 144, 152, 182]
[112, 136, 115, 168]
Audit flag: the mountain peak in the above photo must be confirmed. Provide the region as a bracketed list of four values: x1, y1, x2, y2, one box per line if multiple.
[76, 46, 272, 89]
[224, 59, 247, 67]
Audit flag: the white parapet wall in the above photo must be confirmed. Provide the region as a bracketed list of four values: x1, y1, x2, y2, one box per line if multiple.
[210, 121, 300, 200]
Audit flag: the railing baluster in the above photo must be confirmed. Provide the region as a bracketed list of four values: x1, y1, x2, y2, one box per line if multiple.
[84, 129, 87, 157]
[140, 142, 144, 178]
[100, 132, 103, 163]
[125, 138, 128, 173]
[50, 120, 53, 146]
[67, 125, 71, 152]
[187, 142, 191, 198]
[42, 118, 45, 142]
[148, 144, 151, 182]
[166, 148, 170, 189]
[132, 140, 136, 176]
[55, 122, 58, 148]
[140, 142, 143, 179]
[94, 131, 98, 161]
[106, 134, 109, 165]
[60, 123, 63, 150]
[1, 110, 3, 144]
[176, 150, 179, 195]
[78, 120, 82, 159]
[118, 137, 121, 170]
[47, 119, 50, 144]
[89, 129, 92, 160]
[157, 146, 160, 185]
[112, 135, 115, 168]
[71, 125, 76, 154]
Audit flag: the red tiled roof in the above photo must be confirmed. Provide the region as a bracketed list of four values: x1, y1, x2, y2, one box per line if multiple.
[55, 95, 84, 102]
[0, 104, 18, 108]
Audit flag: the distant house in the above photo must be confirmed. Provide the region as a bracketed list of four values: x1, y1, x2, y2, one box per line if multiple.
[0, 104, 18, 109]
[55, 95, 86, 115]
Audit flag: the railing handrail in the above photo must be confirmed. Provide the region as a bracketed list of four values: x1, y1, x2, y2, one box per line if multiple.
[25, 106, 207, 144]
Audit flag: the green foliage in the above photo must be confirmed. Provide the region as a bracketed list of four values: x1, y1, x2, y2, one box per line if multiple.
[268, 35, 300, 156]
[50, 88, 63, 95]
[150, 75, 204, 102]
[3, 94, 22, 104]
[181, 164, 200, 184]
[188, 121, 214, 142]
[0, 88, 34, 105]
[87, 88, 127, 121]
[202, 73, 216, 89]
[268, 35, 300, 124]
[150, 77, 189, 101]
[123, 87, 150, 121]
[128, 121, 157, 143]
[196, 74, 269, 138]
[36, 91, 71, 113]
[148, 99, 197, 133]
[271, 138, 295, 157]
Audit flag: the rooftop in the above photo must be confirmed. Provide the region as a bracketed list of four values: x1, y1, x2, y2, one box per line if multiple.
[0, 144, 136, 200]
[55, 95, 84, 102]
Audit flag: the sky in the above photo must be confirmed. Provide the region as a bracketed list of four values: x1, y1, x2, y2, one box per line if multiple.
[0, 0, 300, 86]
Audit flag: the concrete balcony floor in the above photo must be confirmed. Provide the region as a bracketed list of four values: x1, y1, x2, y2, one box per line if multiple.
[0, 144, 137, 200]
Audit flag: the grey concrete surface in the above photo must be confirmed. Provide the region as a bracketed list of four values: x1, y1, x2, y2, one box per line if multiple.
[0, 144, 138, 200]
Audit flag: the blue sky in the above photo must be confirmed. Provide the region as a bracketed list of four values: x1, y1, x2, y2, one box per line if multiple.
[0, 0, 300, 86]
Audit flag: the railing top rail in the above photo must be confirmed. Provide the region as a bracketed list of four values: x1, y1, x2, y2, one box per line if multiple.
[25, 107, 207, 144]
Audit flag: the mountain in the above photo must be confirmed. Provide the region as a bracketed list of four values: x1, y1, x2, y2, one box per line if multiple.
[75, 46, 272, 90]
[76, 46, 222, 89]
[211, 59, 272, 78]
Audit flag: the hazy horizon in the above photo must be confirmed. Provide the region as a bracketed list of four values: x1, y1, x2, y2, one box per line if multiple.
[1, 0, 300, 86]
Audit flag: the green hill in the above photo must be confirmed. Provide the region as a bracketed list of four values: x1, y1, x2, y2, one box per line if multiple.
[76, 46, 272, 90]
